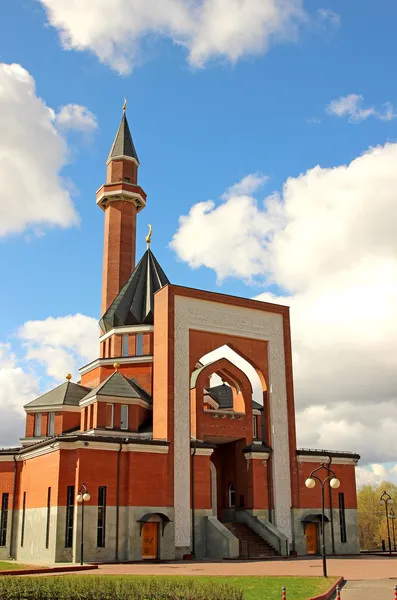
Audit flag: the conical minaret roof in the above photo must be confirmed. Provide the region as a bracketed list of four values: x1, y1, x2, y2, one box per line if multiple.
[99, 248, 170, 332]
[107, 112, 139, 163]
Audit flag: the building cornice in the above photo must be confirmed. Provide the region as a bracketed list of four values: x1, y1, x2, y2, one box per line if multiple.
[99, 324, 154, 343]
[79, 355, 153, 376]
[296, 454, 359, 465]
[24, 405, 81, 414]
[19, 436, 169, 460]
[245, 451, 270, 461]
[106, 155, 139, 167]
[190, 447, 214, 456]
[85, 428, 152, 439]
[79, 395, 152, 409]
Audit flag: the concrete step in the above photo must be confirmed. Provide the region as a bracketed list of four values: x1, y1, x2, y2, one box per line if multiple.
[222, 522, 278, 558]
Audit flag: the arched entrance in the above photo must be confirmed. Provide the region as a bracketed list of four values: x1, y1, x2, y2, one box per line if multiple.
[137, 513, 171, 560]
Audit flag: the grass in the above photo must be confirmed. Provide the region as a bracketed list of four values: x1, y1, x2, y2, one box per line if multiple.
[0, 575, 243, 599]
[0, 561, 27, 570]
[209, 576, 338, 600]
[0, 572, 338, 599]
[65, 575, 337, 600]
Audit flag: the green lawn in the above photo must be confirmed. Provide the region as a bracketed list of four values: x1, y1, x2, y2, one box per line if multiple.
[0, 561, 27, 570]
[69, 575, 337, 600]
[214, 576, 338, 600]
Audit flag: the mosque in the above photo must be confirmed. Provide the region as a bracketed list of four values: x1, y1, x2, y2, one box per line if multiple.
[0, 108, 360, 563]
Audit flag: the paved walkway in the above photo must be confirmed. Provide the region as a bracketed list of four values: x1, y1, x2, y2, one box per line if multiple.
[58, 556, 397, 580]
[342, 579, 396, 600]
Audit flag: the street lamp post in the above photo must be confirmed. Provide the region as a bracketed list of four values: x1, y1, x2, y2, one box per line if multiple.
[389, 507, 396, 552]
[305, 463, 341, 578]
[76, 483, 91, 566]
[379, 491, 393, 554]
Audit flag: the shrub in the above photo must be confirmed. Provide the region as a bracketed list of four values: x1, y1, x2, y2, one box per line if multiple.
[0, 575, 243, 600]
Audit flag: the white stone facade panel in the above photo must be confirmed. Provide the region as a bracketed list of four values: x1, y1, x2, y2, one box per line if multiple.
[173, 295, 292, 549]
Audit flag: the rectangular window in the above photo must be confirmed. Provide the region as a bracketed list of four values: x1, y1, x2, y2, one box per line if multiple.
[34, 413, 42, 437]
[339, 492, 347, 543]
[21, 492, 26, 547]
[45, 487, 51, 549]
[136, 333, 143, 356]
[97, 486, 107, 548]
[120, 405, 129, 430]
[47, 412, 55, 437]
[122, 334, 129, 357]
[252, 415, 258, 439]
[106, 403, 114, 429]
[0, 493, 9, 546]
[65, 486, 75, 548]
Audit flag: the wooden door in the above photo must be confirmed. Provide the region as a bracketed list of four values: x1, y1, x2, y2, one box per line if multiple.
[142, 522, 158, 560]
[305, 523, 318, 555]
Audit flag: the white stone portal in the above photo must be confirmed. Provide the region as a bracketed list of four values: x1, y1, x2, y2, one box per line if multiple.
[173, 294, 292, 549]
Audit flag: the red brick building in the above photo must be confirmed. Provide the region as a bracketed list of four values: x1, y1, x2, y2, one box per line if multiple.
[0, 110, 360, 563]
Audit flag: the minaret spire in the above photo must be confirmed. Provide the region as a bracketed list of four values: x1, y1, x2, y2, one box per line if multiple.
[106, 109, 138, 164]
[97, 106, 147, 318]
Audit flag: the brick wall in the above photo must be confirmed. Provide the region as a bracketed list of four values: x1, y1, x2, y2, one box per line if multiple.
[296, 461, 358, 509]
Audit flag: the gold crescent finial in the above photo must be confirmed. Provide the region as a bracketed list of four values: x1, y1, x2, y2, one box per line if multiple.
[145, 224, 152, 248]
[66, 374, 72, 381]
[113, 362, 120, 371]
[122, 98, 127, 113]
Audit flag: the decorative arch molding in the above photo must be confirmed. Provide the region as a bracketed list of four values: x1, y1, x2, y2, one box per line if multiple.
[199, 343, 266, 407]
[172, 293, 292, 549]
[190, 357, 253, 437]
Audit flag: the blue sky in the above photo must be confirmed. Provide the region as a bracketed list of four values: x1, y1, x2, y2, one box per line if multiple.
[1, 0, 397, 481]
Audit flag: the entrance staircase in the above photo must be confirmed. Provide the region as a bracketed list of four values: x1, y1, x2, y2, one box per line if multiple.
[222, 522, 278, 558]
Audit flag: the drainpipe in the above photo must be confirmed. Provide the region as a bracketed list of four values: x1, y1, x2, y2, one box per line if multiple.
[115, 440, 124, 561]
[9, 456, 18, 559]
[191, 447, 196, 557]
[327, 454, 336, 554]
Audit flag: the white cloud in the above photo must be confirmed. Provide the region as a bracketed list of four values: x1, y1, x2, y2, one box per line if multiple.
[171, 144, 397, 465]
[222, 172, 269, 199]
[0, 314, 98, 446]
[38, 0, 306, 73]
[18, 314, 98, 381]
[356, 464, 397, 488]
[0, 63, 81, 237]
[327, 94, 397, 122]
[0, 343, 40, 447]
[55, 104, 98, 132]
[317, 8, 340, 28]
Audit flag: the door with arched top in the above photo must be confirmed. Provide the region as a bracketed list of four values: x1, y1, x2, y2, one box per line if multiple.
[142, 522, 159, 559]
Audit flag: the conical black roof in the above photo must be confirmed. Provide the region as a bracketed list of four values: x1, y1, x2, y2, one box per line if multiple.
[99, 248, 170, 332]
[107, 113, 139, 163]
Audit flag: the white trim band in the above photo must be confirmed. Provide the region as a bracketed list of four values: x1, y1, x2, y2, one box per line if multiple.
[79, 355, 153, 376]
[99, 325, 154, 343]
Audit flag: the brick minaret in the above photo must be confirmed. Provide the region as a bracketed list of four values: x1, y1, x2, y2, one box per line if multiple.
[97, 105, 147, 315]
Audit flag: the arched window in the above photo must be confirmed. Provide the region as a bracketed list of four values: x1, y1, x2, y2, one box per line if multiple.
[228, 483, 235, 508]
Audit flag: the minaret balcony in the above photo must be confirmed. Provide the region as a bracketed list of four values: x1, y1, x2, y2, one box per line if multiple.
[96, 182, 147, 212]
